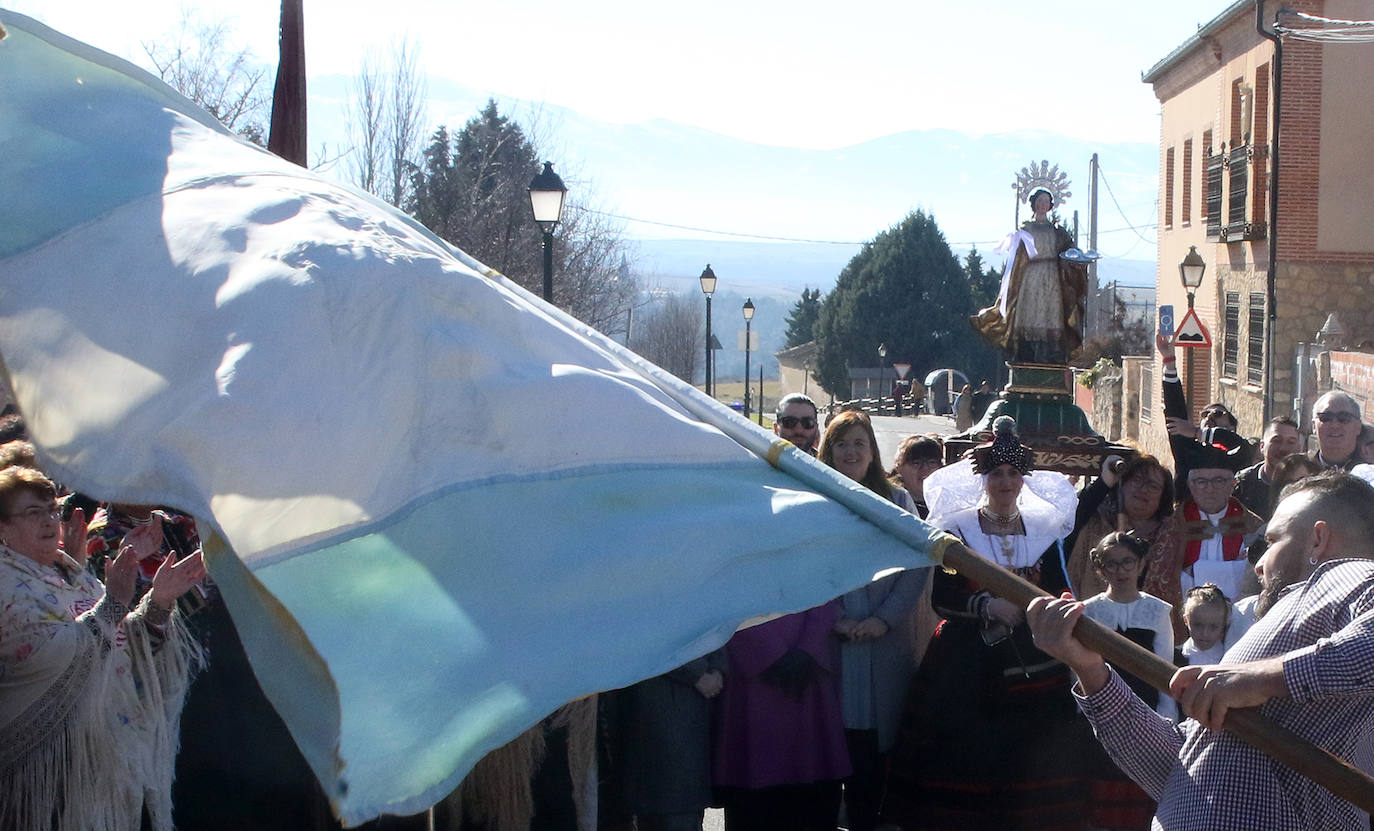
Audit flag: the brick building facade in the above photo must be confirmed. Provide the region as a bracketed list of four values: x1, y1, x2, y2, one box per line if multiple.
[1132, 0, 1374, 463]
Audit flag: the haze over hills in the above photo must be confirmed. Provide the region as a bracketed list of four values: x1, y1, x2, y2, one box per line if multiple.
[627, 238, 1158, 303]
[310, 75, 1162, 386]
[311, 73, 1160, 265]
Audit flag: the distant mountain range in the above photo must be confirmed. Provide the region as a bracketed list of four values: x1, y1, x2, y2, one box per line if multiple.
[308, 74, 1163, 384]
[627, 238, 1159, 302]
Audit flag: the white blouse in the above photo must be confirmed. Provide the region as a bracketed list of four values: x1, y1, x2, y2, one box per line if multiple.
[1082, 592, 1177, 720]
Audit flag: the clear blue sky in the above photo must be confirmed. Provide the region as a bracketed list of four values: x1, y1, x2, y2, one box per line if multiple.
[8, 1, 1233, 149]
[4, 1, 1238, 250]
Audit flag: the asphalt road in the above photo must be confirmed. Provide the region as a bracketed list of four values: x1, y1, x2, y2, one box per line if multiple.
[867, 412, 958, 466]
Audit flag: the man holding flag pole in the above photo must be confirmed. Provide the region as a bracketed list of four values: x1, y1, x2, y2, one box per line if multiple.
[1029, 471, 1374, 830]
[3, 9, 1374, 829]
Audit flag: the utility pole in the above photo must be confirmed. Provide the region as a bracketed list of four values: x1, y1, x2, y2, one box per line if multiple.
[1088, 152, 1100, 336]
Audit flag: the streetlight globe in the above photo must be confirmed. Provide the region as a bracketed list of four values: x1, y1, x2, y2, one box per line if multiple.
[699, 265, 717, 296]
[528, 162, 568, 233]
[742, 298, 755, 320]
[878, 343, 887, 360]
[1179, 245, 1206, 291]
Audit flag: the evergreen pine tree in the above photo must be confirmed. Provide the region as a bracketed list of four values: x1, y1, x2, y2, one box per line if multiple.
[784, 288, 822, 347]
[814, 211, 998, 399]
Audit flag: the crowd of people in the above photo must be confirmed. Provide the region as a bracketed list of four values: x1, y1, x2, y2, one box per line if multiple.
[602, 373, 1374, 831]
[4, 355, 1374, 831]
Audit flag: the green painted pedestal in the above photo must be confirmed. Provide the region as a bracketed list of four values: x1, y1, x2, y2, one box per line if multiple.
[943, 362, 1134, 476]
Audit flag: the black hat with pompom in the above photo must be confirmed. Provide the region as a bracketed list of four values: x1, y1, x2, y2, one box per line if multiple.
[969, 416, 1035, 475]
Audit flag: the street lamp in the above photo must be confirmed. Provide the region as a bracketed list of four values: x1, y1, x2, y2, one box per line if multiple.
[700, 265, 717, 397]
[742, 298, 755, 419]
[877, 343, 887, 414]
[1178, 245, 1207, 409]
[1179, 245, 1206, 309]
[528, 161, 568, 303]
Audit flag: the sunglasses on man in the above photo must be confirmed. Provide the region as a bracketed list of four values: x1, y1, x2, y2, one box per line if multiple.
[1316, 411, 1359, 424]
[777, 416, 817, 429]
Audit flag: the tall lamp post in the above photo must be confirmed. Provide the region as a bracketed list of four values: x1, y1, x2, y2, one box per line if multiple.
[528, 162, 568, 303]
[1179, 245, 1207, 411]
[700, 265, 717, 397]
[742, 298, 755, 419]
[877, 343, 887, 414]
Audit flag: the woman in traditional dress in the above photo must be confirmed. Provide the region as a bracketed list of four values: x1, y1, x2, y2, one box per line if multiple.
[819, 411, 930, 831]
[972, 188, 1088, 364]
[0, 465, 203, 830]
[884, 417, 1093, 830]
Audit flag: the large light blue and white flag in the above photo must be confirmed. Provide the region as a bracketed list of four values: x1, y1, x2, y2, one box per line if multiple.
[0, 12, 951, 825]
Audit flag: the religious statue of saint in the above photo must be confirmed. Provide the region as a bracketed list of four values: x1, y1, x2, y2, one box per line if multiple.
[971, 161, 1091, 365]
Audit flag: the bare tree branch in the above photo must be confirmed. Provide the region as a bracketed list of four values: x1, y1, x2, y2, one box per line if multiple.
[345, 51, 386, 195]
[386, 38, 426, 208]
[142, 10, 269, 145]
[630, 292, 702, 384]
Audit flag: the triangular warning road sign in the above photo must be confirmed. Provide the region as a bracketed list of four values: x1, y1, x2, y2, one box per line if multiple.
[1174, 307, 1211, 347]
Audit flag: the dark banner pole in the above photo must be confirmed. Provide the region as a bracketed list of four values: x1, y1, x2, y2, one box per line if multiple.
[267, 0, 306, 165]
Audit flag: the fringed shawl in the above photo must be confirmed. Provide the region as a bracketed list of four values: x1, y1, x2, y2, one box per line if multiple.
[438, 696, 599, 831]
[0, 547, 201, 830]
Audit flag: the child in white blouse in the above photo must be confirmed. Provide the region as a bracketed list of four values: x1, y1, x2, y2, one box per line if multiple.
[1177, 583, 1230, 667]
[1081, 531, 1176, 719]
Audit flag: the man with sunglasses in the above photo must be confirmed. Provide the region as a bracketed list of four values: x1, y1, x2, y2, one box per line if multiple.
[1308, 391, 1363, 471]
[773, 393, 821, 455]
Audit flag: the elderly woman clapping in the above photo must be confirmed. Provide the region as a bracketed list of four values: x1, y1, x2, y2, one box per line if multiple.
[0, 465, 203, 830]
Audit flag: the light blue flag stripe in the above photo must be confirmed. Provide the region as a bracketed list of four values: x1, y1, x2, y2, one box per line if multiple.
[0, 11, 951, 825]
[218, 465, 938, 821]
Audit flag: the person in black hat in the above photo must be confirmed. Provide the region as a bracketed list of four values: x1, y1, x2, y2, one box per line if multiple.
[1167, 437, 1262, 638]
[883, 417, 1094, 830]
[1156, 334, 1253, 501]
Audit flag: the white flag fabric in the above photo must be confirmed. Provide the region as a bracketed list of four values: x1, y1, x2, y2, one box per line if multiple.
[0, 12, 950, 825]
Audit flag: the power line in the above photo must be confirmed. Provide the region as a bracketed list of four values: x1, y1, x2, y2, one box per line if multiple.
[581, 206, 1156, 253]
[1096, 163, 1157, 245]
[1277, 10, 1374, 42]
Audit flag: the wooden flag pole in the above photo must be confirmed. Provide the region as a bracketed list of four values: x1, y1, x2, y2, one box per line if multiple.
[939, 538, 1374, 813]
[267, 0, 307, 166]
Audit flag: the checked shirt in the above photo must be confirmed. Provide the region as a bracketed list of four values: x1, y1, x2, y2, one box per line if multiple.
[1076, 558, 1374, 830]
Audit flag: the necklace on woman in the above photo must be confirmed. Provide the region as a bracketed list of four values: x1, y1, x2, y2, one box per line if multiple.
[991, 532, 1017, 565]
[979, 506, 1022, 525]
[977, 507, 1024, 567]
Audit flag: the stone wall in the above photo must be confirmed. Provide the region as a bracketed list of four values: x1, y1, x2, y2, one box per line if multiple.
[1089, 368, 1123, 442]
[1273, 260, 1374, 415]
[1121, 355, 1172, 463]
[1329, 350, 1374, 413]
